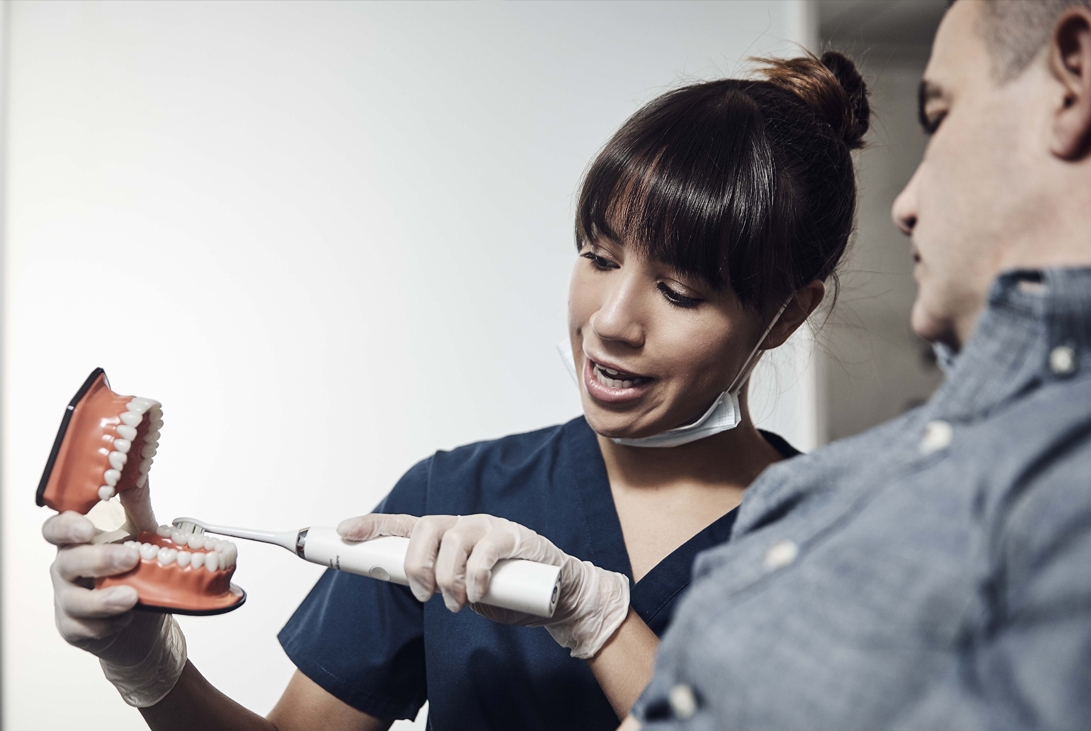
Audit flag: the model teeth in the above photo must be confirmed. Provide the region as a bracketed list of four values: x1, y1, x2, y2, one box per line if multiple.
[103, 469, 121, 487]
[113, 438, 132, 454]
[98, 486, 115, 500]
[108, 451, 128, 470]
[186, 533, 206, 550]
[124, 538, 235, 571]
[119, 411, 142, 427]
[116, 424, 138, 441]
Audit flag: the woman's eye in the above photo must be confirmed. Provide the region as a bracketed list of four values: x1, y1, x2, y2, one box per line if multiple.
[657, 283, 701, 308]
[580, 251, 616, 271]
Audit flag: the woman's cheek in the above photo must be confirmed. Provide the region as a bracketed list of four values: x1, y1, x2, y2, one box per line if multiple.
[567, 266, 601, 333]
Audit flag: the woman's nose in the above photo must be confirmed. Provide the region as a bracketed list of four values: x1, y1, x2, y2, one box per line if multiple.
[589, 277, 645, 348]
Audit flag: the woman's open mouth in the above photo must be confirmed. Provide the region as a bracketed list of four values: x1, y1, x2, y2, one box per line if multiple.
[583, 356, 654, 404]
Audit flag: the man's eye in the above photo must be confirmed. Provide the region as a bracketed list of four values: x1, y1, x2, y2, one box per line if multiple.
[580, 251, 616, 270]
[923, 110, 947, 136]
[657, 283, 701, 308]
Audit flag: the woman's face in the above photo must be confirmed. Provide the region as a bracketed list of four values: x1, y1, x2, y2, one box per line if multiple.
[568, 238, 765, 439]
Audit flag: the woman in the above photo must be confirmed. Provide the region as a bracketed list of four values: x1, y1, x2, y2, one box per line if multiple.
[45, 50, 870, 730]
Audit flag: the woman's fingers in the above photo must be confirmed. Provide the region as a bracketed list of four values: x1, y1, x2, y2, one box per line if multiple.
[433, 525, 479, 612]
[42, 511, 95, 546]
[434, 516, 520, 611]
[57, 583, 139, 620]
[403, 515, 457, 602]
[465, 535, 514, 604]
[56, 608, 134, 647]
[53, 543, 140, 583]
[337, 513, 419, 542]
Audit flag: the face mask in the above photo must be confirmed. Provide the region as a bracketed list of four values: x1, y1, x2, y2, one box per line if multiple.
[558, 299, 791, 449]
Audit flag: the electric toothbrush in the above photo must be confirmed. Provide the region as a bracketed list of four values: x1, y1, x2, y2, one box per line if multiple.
[171, 517, 561, 617]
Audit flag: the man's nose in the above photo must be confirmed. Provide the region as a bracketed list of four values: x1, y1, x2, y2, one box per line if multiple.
[892, 167, 921, 236]
[589, 276, 645, 348]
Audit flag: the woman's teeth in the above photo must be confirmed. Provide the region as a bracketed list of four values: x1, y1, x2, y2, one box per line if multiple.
[593, 364, 648, 389]
[126, 528, 239, 571]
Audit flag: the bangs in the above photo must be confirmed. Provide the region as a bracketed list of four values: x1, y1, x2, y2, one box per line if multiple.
[576, 82, 787, 311]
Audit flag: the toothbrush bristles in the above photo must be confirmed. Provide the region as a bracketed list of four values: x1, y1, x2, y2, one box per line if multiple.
[171, 519, 205, 536]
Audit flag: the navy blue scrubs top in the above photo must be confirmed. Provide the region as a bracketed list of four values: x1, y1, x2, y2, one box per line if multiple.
[279, 417, 798, 729]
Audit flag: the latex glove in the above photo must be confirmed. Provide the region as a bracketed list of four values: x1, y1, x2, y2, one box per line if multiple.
[43, 482, 187, 707]
[338, 513, 630, 660]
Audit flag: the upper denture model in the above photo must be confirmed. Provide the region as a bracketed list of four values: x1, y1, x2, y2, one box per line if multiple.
[38, 368, 245, 615]
[37, 368, 162, 514]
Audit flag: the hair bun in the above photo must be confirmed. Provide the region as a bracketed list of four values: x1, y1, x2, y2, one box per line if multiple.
[819, 51, 870, 150]
[754, 50, 870, 150]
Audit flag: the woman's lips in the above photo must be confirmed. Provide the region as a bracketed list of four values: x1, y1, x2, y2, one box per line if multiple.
[583, 356, 654, 404]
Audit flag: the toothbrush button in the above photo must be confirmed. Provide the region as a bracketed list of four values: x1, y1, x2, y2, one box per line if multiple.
[368, 566, 390, 581]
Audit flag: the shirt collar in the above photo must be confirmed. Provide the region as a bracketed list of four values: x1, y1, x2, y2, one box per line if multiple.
[928, 266, 1091, 422]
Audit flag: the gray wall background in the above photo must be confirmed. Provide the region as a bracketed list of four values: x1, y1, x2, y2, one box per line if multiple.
[816, 0, 947, 441]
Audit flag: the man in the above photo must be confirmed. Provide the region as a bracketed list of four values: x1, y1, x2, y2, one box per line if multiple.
[626, 0, 1091, 728]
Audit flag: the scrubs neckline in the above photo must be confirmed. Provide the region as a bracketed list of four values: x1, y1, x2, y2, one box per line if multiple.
[562, 418, 797, 627]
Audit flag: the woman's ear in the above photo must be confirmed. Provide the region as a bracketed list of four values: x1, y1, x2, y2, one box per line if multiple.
[1050, 8, 1091, 160]
[761, 280, 826, 350]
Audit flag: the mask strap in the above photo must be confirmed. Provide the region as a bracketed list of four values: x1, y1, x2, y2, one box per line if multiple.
[725, 297, 794, 395]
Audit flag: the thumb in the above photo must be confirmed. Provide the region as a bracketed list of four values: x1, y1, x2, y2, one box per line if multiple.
[338, 513, 419, 541]
[118, 481, 157, 532]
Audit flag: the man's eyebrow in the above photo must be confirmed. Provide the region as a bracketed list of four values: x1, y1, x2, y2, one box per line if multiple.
[918, 79, 946, 131]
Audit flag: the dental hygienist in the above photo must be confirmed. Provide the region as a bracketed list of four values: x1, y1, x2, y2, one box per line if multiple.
[44, 50, 870, 731]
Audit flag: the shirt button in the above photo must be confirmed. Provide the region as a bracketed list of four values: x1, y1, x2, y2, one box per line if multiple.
[668, 683, 698, 719]
[1050, 345, 1078, 376]
[764, 540, 798, 570]
[920, 420, 953, 455]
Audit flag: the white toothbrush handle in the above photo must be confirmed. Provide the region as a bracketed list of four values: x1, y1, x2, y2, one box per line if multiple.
[299, 527, 561, 618]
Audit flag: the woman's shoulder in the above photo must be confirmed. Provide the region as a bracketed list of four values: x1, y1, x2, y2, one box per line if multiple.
[433, 416, 589, 471]
[758, 429, 802, 459]
[384, 417, 592, 517]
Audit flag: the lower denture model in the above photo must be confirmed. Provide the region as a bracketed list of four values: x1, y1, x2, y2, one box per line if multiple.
[38, 369, 245, 615]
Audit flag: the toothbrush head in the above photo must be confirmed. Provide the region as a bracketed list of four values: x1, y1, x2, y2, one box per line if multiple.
[171, 517, 207, 536]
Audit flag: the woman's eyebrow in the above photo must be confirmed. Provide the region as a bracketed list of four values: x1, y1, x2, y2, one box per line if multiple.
[917, 78, 947, 132]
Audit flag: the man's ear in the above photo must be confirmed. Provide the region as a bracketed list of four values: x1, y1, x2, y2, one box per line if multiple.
[761, 280, 825, 350]
[1050, 8, 1091, 160]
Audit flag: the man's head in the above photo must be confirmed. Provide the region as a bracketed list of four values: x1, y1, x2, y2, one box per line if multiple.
[892, 0, 1091, 349]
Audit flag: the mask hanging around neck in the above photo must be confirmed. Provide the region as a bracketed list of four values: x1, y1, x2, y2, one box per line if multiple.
[558, 299, 792, 449]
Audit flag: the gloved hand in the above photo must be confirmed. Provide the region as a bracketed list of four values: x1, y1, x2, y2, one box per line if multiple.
[338, 513, 630, 660]
[43, 482, 188, 707]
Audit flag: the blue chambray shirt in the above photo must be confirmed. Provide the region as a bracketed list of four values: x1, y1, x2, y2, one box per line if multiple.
[634, 267, 1091, 730]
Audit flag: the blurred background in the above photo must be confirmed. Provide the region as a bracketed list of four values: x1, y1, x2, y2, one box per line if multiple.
[0, 1, 946, 728]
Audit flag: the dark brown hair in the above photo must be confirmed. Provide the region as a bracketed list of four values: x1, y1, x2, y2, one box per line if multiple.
[575, 51, 869, 315]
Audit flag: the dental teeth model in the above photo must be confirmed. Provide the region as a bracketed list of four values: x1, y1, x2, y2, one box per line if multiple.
[38, 369, 245, 615]
[37, 368, 163, 514]
[96, 526, 244, 614]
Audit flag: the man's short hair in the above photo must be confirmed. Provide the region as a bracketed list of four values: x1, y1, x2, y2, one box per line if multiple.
[962, 0, 1091, 81]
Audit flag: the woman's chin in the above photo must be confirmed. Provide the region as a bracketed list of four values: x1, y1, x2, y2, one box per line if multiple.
[582, 409, 664, 441]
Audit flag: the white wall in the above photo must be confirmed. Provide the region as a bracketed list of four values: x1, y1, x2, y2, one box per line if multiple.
[2, 2, 809, 728]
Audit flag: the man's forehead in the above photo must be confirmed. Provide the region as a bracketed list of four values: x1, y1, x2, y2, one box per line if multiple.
[923, 0, 990, 100]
